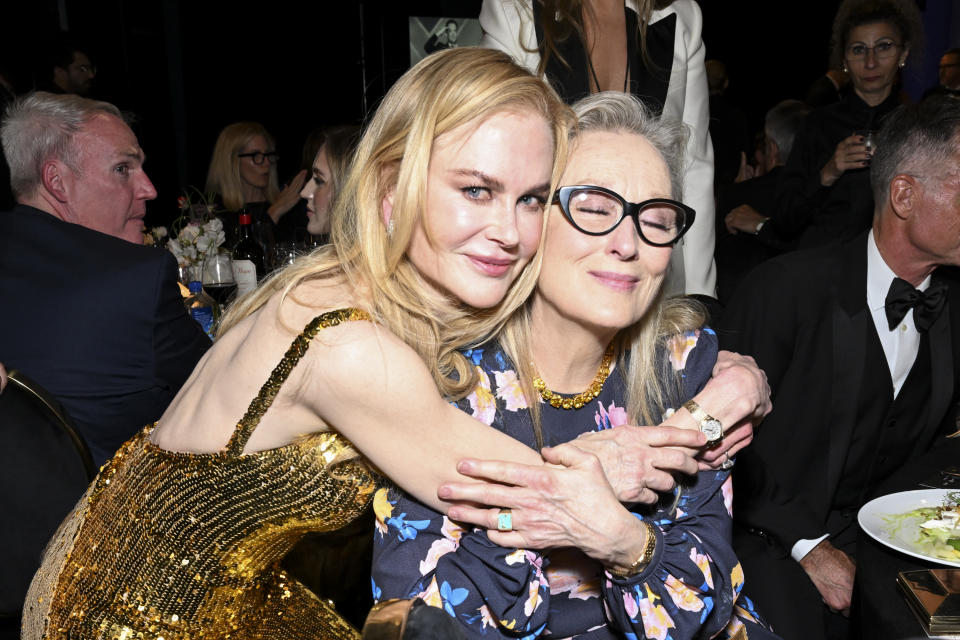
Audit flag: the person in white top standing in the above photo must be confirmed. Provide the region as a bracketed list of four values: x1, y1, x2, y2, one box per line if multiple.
[478, 0, 716, 297]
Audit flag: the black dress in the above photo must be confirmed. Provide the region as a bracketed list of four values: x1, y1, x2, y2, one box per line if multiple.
[773, 91, 900, 250]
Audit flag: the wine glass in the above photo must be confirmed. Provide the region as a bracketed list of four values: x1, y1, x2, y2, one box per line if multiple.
[201, 250, 237, 306]
[271, 240, 300, 273]
[854, 129, 877, 165]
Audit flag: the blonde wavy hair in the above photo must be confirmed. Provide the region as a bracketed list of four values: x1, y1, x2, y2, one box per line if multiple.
[205, 121, 281, 211]
[499, 92, 705, 446]
[219, 48, 573, 400]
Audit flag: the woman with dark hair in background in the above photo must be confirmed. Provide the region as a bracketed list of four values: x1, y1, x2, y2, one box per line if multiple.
[773, 0, 922, 250]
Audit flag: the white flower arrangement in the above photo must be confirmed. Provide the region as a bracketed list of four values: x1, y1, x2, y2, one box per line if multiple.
[165, 188, 226, 270]
[167, 217, 225, 268]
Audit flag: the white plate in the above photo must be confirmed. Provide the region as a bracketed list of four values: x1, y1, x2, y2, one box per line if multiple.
[858, 489, 960, 567]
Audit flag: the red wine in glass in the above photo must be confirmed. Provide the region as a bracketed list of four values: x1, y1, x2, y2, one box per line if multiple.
[205, 282, 237, 306]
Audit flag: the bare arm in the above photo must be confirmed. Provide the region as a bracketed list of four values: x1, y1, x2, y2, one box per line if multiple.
[303, 321, 546, 512]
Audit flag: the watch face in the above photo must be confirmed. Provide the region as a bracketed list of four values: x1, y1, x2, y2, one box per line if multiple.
[700, 419, 723, 443]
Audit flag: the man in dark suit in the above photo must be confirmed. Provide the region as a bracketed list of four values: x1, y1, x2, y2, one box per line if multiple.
[717, 99, 810, 303]
[717, 96, 960, 640]
[0, 92, 209, 465]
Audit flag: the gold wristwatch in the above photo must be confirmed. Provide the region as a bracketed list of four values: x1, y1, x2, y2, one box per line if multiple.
[683, 399, 724, 444]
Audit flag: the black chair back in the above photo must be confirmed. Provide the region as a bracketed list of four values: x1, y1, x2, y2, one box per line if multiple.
[0, 369, 95, 620]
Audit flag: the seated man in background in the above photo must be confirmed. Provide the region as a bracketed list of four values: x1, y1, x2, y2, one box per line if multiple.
[0, 92, 210, 465]
[39, 37, 97, 97]
[717, 99, 809, 302]
[718, 96, 960, 640]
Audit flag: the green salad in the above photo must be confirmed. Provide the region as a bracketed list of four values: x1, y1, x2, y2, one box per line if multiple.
[885, 491, 960, 562]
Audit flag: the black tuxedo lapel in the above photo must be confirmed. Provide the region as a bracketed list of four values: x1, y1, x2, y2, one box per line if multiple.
[629, 12, 675, 116]
[826, 236, 870, 496]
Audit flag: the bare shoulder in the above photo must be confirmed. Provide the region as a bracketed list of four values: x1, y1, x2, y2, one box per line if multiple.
[303, 314, 440, 406]
[274, 279, 443, 413]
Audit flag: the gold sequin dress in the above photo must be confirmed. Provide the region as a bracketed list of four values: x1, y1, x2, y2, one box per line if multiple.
[23, 309, 379, 640]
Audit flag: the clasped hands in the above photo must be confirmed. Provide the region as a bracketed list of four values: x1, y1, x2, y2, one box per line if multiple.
[440, 351, 771, 557]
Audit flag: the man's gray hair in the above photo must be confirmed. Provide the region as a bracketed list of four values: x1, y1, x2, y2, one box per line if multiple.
[871, 95, 960, 209]
[765, 99, 809, 165]
[570, 92, 688, 201]
[1, 91, 121, 198]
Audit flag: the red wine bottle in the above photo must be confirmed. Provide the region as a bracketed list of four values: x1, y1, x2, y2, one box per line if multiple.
[232, 210, 265, 296]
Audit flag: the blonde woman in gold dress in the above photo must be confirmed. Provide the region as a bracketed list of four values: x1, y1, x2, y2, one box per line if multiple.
[22, 47, 572, 640]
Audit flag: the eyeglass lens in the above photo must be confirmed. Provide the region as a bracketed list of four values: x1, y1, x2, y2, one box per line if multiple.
[565, 188, 685, 245]
[847, 41, 898, 60]
[242, 152, 278, 165]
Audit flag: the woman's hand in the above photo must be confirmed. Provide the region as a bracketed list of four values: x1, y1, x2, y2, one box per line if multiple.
[267, 169, 308, 223]
[570, 425, 704, 503]
[820, 135, 870, 187]
[441, 444, 649, 568]
[663, 350, 771, 470]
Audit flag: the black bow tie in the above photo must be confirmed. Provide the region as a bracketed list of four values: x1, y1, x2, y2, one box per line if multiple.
[885, 277, 948, 333]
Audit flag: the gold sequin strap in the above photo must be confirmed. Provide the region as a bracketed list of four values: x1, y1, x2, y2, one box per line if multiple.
[224, 307, 372, 457]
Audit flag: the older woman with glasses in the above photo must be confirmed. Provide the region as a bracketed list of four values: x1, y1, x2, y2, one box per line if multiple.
[758, 0, 921, 250]
[205, 121, 307, 245]
[371, 92, 777, 639]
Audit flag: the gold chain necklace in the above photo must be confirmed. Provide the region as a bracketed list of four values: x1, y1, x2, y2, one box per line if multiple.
[532, 342, 615, 410]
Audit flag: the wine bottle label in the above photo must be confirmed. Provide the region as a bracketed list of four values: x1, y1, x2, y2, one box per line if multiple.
[234, 259, 258, 295]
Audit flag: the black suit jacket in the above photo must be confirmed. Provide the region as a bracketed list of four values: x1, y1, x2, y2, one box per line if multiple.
[0, 205, 210, 464]
[717, 232, 960, 550]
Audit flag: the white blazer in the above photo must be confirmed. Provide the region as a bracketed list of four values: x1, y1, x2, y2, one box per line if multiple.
[480, 0, 716, 296]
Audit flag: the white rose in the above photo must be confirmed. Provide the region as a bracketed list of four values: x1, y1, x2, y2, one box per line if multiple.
[180, 224, 201, 243]
[203, 218, 223, 235]
[196, 234, 215, 255]
[167, 238, 184, 260]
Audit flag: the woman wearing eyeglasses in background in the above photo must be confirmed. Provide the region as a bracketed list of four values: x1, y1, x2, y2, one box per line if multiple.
[757, 0, 922, 251]
[205, 121, 307, 247]
[371, 92, 777, 639]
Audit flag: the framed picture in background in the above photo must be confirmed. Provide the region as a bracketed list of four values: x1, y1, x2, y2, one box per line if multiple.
[408, 16, 483, 67]
[360, 2, 483, 111]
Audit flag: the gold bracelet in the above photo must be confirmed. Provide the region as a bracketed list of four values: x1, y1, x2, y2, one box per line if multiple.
[608, 520, 657, 578]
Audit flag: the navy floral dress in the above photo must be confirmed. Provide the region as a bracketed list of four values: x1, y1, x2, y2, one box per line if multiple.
[371, 329, 778, 639]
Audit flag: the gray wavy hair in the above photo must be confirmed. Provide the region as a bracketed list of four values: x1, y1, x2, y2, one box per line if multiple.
[1, 91, 121, 199]
[570, 91, 688, 201]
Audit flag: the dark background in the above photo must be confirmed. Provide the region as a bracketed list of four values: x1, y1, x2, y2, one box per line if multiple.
[1, 0, 956, 229]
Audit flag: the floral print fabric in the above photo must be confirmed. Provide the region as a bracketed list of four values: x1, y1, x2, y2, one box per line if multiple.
[371, 329, 778, 639]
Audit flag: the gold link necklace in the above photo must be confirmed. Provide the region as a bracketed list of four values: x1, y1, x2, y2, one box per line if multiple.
[532, 342, 615, 410]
